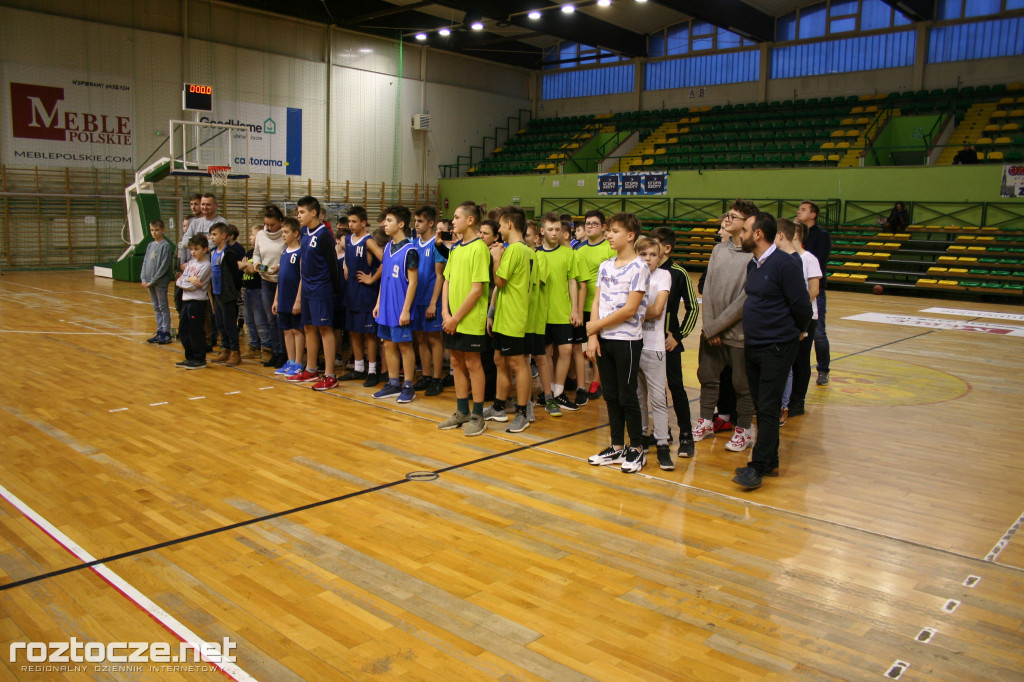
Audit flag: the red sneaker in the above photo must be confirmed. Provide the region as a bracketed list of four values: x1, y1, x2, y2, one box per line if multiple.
[712, 417, 734, 433]
[312, 375, 338, 391]
[287, 369, 319, 383]
[587, 381, 601, 398]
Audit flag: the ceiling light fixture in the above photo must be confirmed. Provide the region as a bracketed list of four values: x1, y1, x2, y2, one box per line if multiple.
[635, 0, 647, 3]
[528, 10, 542, 19]
[561, 4, 575, 13]
[438, 27, 451, 36]
[597, 0, 611, 6]
[415, 32, 427, 40]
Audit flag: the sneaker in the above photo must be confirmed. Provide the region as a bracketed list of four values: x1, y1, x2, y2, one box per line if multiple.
[732, 466, 763, 490]
[575, 388, 589, 407]
[506, 412, 530, 433]
[363, 372, 381, 388]
[712, 417, 734, 433]
[677, 432, 695, 459]
[287, 369, 319, 383]
[544, 398, 562, 417]
[264, 353, 281, 368]
[425, 378, 444, 397]
[157, 332, 173, 345]
[438, 411, 470, 430]
[530, 361, 539, 379]
[788, 403, 805, 417]
[526, 400, 536, 423]
[656, 444, 674, 471]
[692, 418, 715, 441]
[442, 374, 455, 387]
[373, 382, 402, 400]
[412, 375, 432, 391]
[588, 446, 625, 466]
[587, 381, 601, 398]
[641, 433, 654, 451]
[724, 426, 753, 452]
[554, 393, 579, 412]
[274, 361, 298, 375]
[184, 360, 207, 370]
[396, 384, 415, 404]
[147, 333, 161, 344]
[482, 404, 508, 422]
[312, 375, 338, 391]
[174, 359, 189, 368]
[735, 465, 780, 478]
[816, 370, 830, 386]
[779, 407, 789, 427]
[620, 446, 646, 473]
[339, 369, 367, 381]
[463, 414, 486, 437]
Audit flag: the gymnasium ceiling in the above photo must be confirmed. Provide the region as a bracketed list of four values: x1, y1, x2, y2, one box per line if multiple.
[224, 0, 930, 69]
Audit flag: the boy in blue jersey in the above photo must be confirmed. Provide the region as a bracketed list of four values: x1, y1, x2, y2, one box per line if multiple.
[271, 218, 306, 375]
[372, 206, 419, 403]
[339, 206, 384, 387]
[411, 206, 446, 397]
[287, 196, 341, 391]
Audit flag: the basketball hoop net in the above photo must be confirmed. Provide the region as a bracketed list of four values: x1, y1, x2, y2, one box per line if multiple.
[208, 166, 231, 187]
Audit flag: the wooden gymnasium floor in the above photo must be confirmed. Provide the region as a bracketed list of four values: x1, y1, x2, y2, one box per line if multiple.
[1, 270, 1023, 681]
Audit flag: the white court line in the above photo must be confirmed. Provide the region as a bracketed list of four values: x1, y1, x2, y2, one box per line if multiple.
[83, 291, 152, 305]
[149, 402, 168, 407]
[258, 386, 275, 390]
[0, 330, 150, 335]
[189, 396, 207, 401]
[0, 281, 52, 292]
[225, 391, 241, 395]
[0, 483, 256, 682]
[64, 319, 147, 343]
[108, 408, 128, 413]
[921, 307, 1024, 322]
[986, 509, 1024, 562]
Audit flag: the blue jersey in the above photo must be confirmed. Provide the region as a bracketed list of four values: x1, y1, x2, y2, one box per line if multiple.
[376, 239, 417, 327]
[344, 233, 379, 312]
[299, 224, 338, 299]
[277, 247, 302, 310]
[414, 236, 441, 308]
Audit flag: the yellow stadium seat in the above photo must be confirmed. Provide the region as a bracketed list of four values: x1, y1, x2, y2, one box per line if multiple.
[991, 111, 1008, 119]
[994, 136, 1013, 144]
[851, 106, 865, 114]
[983, 124, 1001, 132]
[837, 141, 851, 149]
[827, 154, 841, 162]
[841, 118, 855, 125]
[987, 151, 1004, 160]
[810, 154, 826, 162]
[821, 142, 836, 149]
[865, 105, 878, 113]
[1002, 123, 1020, 131]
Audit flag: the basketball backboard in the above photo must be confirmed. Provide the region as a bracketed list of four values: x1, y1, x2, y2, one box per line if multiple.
[168, 119, 250, 180]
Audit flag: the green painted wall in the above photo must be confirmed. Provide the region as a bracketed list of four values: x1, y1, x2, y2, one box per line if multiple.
[439, 165, 1005, 219]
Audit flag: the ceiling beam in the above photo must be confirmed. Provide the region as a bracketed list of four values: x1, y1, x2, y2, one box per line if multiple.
[649, 0, 775, 42]
[429, 0, 647, 56]
[879, 0, 933, 21]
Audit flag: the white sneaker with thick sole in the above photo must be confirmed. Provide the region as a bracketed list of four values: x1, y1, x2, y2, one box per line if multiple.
[724, 426, 753, 452]
[692, 418, 715, 441]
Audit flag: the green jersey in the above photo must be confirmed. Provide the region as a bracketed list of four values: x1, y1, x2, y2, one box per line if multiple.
[575, 239, 616, 312]
[493, 241, 534, 338]
[443, 237, 490, 335]
[526, 249, 549, 336]
[537, 244, 576, 324]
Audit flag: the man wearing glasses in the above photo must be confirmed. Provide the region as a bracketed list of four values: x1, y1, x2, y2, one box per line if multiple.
[692, 200, 759, 454]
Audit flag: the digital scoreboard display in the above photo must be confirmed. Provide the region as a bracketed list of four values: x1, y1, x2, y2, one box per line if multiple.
[182, 83, 213, 112]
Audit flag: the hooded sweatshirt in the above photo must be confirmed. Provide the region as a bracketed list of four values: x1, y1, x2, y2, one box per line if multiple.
[252, 227, 285, 283]
[701, 239, 749, 346]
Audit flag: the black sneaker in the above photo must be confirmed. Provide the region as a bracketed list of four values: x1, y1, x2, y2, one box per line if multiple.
[174, 359, 189, 368]
[273, 353, 287, 369]
[732, 466, 763, 489]
[816, 370, 830, 386]
[339, 369, 367, 381]
[677, 432, 695, 459]
[575, 388, 589, 407]
[734, 465, 780, 478]
[363, 372, 380, 388]
[588, 447, 625, 466]
[263, 353, 277, 367]
[554, 393, 579, 412]
[147, 333, 161, 344]
[425, 378, 444, 396]
[620, 446, 646, 473]
[442, 374, 455, 387]
[412, 375, 432, 391]
[184, 360, 207, 370]
[656, 444, 674, 471]
[640, 433, 654, 451]
[788, 403, 805, 416]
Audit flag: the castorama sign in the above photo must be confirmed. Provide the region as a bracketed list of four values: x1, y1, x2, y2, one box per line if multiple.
[3, 64, 134, 169]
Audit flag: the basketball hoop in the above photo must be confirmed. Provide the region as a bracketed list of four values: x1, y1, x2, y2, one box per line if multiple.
[208, 165, 231, 187]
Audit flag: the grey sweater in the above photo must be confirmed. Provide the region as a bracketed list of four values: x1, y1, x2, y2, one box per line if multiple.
[140, 239, 174, 285]
[701, 240, 750, 346]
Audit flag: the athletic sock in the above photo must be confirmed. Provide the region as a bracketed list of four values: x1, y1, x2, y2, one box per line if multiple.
[472, 402, 484, 417]
[493, 399, 506, 411]
[552, 383, 564, 396]
[368, 362, 378, 373]
[456, 397, 469, 414]
[516, 404, 527, 415]
[354, 359, 365, 372]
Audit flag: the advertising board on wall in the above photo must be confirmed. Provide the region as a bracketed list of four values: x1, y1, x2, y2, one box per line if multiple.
[1000, 163, 1024, 198]
[196, 100, 302, 176]
[2, 63, 134, 169]
[597, 171, 668, 196]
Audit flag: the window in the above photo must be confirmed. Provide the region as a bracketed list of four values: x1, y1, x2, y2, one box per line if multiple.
[801, 3, 828, 38]
[667, 24, 689, 55]
[543, 41, 626, 69]
[646, 50, 760, 90]
[928, 15, 1024, 62]
[542, 64, 635, 100]
[861, 0, 894, 30]
[771, 31, 915, 77]
[778, 12, 798, 40]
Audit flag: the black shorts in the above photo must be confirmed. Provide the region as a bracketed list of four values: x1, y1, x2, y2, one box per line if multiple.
[571, 312, 590, 345]
[545, 323, 573, 347]
[492, 332, 526, 357]
[444, 332, 485, 353]
[526, 332, 547, 356]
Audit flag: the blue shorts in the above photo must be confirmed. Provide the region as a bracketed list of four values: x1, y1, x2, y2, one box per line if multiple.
[278, 311, 302, 332]
[378, 323, 413, 343]
[346, 309, 377, 334]
[301, 297, 333, 328]
[412, 303, 443, 332]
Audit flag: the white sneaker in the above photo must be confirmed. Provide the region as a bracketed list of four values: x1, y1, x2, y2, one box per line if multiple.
[620, 447, 646, 474]
[724, 426, 753, 452]
[692, 418, 715, 441]
[482, 405, 508, 422]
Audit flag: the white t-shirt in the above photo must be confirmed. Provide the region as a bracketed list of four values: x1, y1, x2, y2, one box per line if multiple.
[596, 256, 650, 341]
[799, 250, 823, 319]
[641, 268, 672, 351]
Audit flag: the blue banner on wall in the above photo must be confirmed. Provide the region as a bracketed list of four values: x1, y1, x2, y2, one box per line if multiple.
[597, 171, 668, 196]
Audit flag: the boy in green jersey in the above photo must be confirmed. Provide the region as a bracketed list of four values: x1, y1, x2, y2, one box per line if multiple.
[484, 206, 536, 433]
[438, 201, 491, 436]
[573, 210, 616, 404]
[537, 212, 581, 413]
[524, 221, 553, 419]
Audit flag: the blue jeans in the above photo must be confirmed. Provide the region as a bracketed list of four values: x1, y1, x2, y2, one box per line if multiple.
[814, 290, 830, 373]
[260, 281, 285, 355]
[148, 281, 171, 333]
[243, 288, 270, 349]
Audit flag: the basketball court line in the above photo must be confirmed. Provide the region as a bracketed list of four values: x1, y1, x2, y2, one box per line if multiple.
[0, 483, 256, 682]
